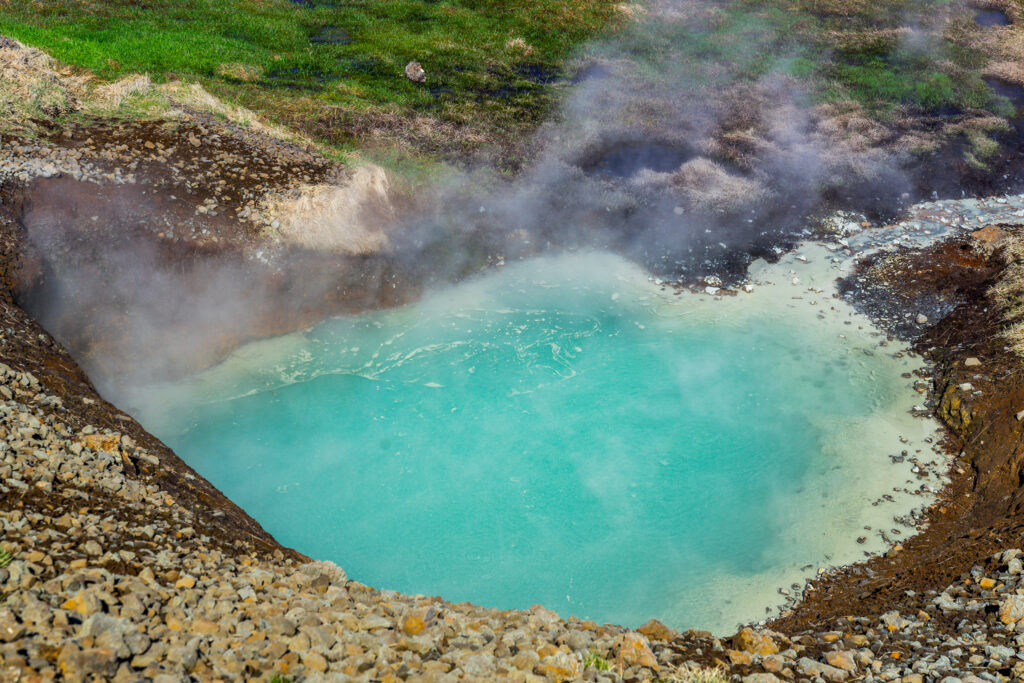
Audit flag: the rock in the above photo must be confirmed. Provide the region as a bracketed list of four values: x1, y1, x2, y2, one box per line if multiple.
[637, 618, 677, 641]
[0, 607, 25, 642]
[537, 651, 581, 680]
[616, 632, 658, 670]
[1016, 409, 1024, 422]
[62, 589, 102, 616]
[964, 357, 981, 367]
[303, 651, 328, 673]
[880, 611, 909, 632]
[797, 657, 849, 682]
[401, 613, 425, 635]
[733, 627, 779, 655]
[916, 313, 928, 324]
[404, 61, 426, 83]
[825, 650, 857, 672]
[728, 649, 753, 665]
[174, 575, 196, 589]
[267, 615, 297, 636]
[1000, 595, 1024, 624]
[512, 649, 540, 671]
[743, 675, 781, 683]
[58, 646, 118, 682]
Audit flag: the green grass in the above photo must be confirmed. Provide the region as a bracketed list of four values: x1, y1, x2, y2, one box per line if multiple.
[0, 548, 13, 569]
[610, 0, 1005, 118]
[0, 0, 622, 153]
[0, 0, 1015, 163]
[583, 652, 611, 671]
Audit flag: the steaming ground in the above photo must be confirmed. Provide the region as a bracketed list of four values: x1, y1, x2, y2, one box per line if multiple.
[121, 247, 943, 634]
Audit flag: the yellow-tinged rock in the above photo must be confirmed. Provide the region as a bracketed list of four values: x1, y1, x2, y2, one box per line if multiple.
[637, 618, 678, 641]
[192, 619, 219, 636]
[165, 615, 184, 631]
[537, 643, 560, 659]
[1000, 595, 1024, 624]
[537, 652, 582, 681]
[727, 649, 753, 666]
[979, 577, 996, 590]
[302, 652, 328, 673]
[81, 434, 119, 454]
[616, 632, 659, 670]
[733, 627, 780, 656]
[61, 590, 100, 616]
[175, 575, 197, 589]
[401, 614, 425, 636]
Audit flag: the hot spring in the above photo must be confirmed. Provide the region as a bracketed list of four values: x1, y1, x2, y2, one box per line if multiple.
[124, 247, 940, 633]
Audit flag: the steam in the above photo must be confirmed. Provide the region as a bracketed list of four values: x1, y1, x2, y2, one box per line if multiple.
[15, 0, 930, 398]
[393, 0, 913, 284]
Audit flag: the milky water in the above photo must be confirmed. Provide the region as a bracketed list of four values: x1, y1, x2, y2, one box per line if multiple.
[125, 248, 941, 633]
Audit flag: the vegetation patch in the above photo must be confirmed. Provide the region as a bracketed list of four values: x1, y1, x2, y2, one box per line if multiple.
[0, 0, 624, 158]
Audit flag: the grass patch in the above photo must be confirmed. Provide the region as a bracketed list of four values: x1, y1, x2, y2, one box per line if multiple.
[0, 0, 623, 155]
[583, 652, 611, 670]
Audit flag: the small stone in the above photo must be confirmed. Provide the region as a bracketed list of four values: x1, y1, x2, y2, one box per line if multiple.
[916, 313, 928, 325]
[537, 651, 582, 680]
[964, 357, 981, 367]
[734, 627, 779, 655]
[637, 618, 677, 641]
[58, 647, 117, 682]
[979, 577, 996, 589]
[404, 61, 426, 83]
[302, 651, 328, 673]
[825, 650, 856, 672]
[0, 608, 25, 642]
[616, 632, 659, 670]
[744, 675, 781, 683]
[175, 575, 196, 589]
[1001, 595, 1024, 624]
[401, 614, 425, 636]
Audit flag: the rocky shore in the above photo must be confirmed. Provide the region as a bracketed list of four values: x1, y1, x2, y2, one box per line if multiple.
[6, 38, 1024, 683]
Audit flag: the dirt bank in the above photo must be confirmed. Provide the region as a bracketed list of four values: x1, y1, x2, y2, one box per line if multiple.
[773, 229, 1024, 634]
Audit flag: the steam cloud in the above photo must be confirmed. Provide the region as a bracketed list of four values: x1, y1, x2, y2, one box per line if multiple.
[17, 0, 926, 397]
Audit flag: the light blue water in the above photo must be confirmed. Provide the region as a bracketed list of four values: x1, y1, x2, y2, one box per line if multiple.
[128, 252, 926, 631]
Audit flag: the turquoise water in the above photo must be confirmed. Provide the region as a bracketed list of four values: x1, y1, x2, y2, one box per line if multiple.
[128, 251, 931, 632]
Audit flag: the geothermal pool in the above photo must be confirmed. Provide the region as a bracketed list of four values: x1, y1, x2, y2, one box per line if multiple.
[127, 249, 939, 633]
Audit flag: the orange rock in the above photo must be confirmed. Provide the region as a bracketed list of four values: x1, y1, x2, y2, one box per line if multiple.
[537, 643, 560, 659]
[80, 434, 119, 454]
[401, 614, 425, 636]
[727, 649, 753, 666]
[972, 225, 1006, 244]
[616, 632, 659, 670]
[979, 577, 996, 590]
[733, 627, 779, 656]
[637, 618, 678, 641]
